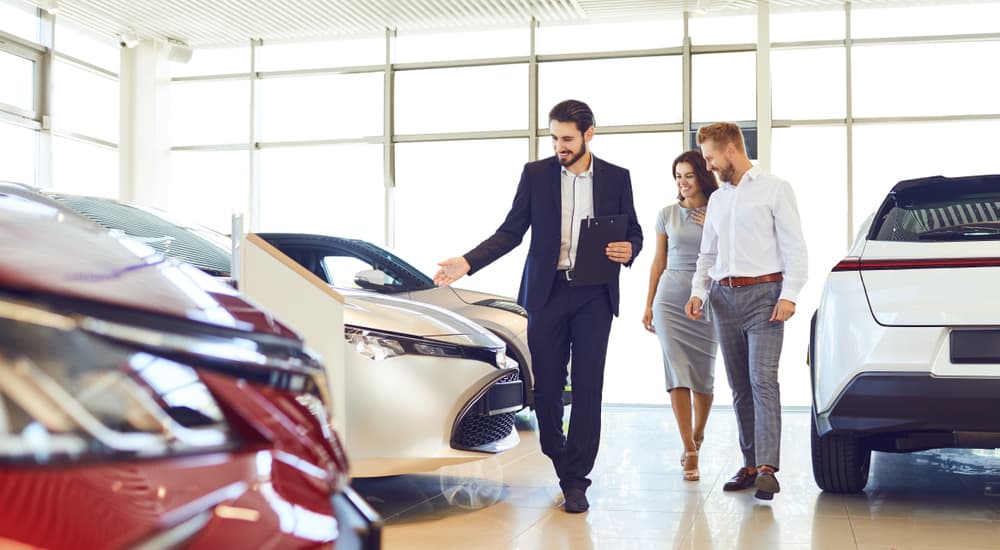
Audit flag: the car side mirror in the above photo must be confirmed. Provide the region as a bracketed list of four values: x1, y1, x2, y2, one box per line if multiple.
[354, 268, 401, 292]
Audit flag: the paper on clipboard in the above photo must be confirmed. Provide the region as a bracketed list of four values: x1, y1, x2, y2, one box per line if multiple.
[570, 214, 628, 287]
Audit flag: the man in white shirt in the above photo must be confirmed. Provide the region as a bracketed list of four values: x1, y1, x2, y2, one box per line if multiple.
[684, 122, 808, 500]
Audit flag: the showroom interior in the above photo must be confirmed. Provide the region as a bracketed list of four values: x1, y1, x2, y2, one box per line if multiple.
[2, 0, 1000, 548]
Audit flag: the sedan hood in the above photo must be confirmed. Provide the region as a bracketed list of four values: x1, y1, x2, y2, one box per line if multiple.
[0, 187, 294, 338]
[451, 287, 516, 305]
[340, 289, 502, 349]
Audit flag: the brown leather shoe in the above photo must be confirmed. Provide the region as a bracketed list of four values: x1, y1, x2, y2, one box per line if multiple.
[754, 470, 780, 500]
[722, 467, 758, 491]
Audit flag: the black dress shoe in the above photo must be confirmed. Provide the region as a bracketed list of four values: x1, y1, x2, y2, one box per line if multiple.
[563, 488, 589, 513]
[754, 470, 780, 500]
[722, 467, 758, 491]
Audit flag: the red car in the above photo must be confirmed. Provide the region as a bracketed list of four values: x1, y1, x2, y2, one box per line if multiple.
[0, 183, 380, 549]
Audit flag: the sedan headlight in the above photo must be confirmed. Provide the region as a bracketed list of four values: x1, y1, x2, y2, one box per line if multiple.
[0, 298, 233, 464]
[345, 326, 506, 367]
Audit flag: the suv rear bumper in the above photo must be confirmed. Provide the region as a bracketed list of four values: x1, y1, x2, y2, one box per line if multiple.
[817, 372, 1000, 450]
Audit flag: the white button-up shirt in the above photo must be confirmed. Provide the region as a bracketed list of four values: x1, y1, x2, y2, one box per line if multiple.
[558, 156, 595, 269]
[691, 165, 808, 303]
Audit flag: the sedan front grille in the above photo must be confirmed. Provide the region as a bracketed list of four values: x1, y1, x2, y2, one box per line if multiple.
[453, 412, 515, 450]
[495, 370, 520, 384]
[451, 369, 522, 452]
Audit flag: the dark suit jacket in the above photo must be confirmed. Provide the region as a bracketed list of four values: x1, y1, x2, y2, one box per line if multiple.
[463, 155, 643, 316]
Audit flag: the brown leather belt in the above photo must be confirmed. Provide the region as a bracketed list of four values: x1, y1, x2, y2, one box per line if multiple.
[718, 272, 783, 288]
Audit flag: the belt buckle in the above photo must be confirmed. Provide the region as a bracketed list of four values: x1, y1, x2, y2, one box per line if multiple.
[564, 269, 574, 282]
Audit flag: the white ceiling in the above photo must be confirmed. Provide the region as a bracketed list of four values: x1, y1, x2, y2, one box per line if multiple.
[24, 0, 976, 48]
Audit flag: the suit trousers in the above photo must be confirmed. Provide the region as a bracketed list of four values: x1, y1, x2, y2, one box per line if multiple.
[708, 280, 784, 470]
[527, 277, 613, 492]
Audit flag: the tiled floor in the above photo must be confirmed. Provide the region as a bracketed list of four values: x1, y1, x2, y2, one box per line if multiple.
[351, 407, 1000, 549]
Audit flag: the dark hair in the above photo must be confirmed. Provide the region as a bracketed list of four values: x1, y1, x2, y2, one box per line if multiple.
[548, 99, 595, 134]
[672, 150, 718, 201]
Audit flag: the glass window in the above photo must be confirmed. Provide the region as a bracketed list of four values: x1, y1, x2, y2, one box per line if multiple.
[257, 36, 384, 71]
[394, 64, 526, 134]
[170, 79, 250, 146]
[53, 60, 118, 142]
[535, 19, 683, 54]
[169, 150, 249, 233]
[851, 120, 1000, 237]
[852, 3, 1000, 39]
[55, 22, 119, 72]
[54, 193, 232, 276]
[771, 47, 845, 120]
[260, 72, 383, 142]
[852, 42, 1000, 118]
[870, 177, 1000, 243]
[772, 126, 849, 406]
[170, 46, 250, 78]
[51, 136, 118, 197]
[688, 14, 756, 45]
[257, 144, 384, 242]
[0, 50, 35, 112]
[538, 56, 681, 128]
[395, 27, 527, 63]
[771, 9, 844, 43]
[0, 122, 36, 185]
[394, 139, 527, 297]
[0, 1, 38, 43]
[692, 52, 756, 123]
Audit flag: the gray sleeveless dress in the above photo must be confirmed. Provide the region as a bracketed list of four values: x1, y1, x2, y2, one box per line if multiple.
[652, 203, 718, 393]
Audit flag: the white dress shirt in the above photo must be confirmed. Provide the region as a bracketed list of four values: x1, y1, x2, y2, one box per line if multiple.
[691, 165, 808, 303]
[558, 156, 595, 269]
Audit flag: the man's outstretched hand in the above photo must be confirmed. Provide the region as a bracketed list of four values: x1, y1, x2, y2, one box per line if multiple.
[434, 257, 471, 286]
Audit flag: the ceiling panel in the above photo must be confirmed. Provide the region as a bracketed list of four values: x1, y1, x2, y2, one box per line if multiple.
[24, 0, 988, 48]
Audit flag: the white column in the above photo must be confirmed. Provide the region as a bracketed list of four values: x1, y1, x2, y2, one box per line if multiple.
[756, 1, 771, 170]
[118, 40, 171, 207]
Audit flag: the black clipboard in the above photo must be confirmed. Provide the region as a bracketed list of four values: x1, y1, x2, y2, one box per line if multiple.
[570, 214, 628, 287]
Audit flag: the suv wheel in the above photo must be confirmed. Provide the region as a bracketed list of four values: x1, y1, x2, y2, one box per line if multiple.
[811, 411, 871, 493]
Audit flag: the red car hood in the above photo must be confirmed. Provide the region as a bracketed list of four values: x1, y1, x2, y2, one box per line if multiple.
[0, 191, 295, 338]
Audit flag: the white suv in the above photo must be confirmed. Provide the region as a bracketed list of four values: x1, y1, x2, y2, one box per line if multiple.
[810, 174, 1000, 493]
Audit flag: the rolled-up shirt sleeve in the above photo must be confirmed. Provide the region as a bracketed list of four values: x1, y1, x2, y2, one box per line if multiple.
[773, 180, 808, 303]
[690, 205, 718, 302]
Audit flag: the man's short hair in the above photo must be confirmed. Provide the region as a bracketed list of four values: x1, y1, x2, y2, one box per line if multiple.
[696, 122, 746, 151]
[549, 100, 595, 134]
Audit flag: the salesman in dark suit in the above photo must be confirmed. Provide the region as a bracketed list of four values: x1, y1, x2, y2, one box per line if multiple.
[435, 99, 643, 513]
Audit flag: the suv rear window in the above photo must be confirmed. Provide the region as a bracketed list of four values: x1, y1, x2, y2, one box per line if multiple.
[870, 177, 1000, 242]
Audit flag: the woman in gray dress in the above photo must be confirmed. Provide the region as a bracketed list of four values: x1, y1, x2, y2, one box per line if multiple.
[642, 150, 719, 481]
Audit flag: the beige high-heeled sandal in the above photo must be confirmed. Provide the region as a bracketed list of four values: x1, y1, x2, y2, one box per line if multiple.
[683, 450, 700, 481]
[681, 435, 705, 466]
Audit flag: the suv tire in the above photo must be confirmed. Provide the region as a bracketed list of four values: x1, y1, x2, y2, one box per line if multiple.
[811, 411, 871, 493]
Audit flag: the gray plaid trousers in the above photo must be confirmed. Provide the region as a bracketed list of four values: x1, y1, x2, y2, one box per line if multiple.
[708, 280, 784, 470]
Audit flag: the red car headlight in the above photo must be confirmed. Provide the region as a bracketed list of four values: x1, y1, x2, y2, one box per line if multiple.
[0, 297, 235, 464]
